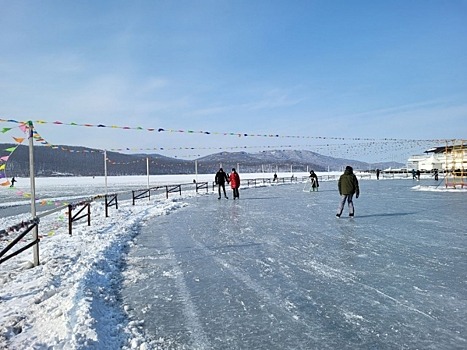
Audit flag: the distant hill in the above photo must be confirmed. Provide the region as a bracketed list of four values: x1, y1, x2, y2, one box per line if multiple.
[1, 144, 404, 177]
[197, 150, 403, 173]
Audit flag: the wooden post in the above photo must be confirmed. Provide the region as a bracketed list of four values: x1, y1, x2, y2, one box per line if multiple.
[105, 195, 109, 218]
[87, 204, 91, 226]
[68, 204, 73, 236]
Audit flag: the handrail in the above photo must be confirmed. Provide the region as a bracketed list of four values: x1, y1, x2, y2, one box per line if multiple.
[0, 218, 40, 265]
[105, 194, 118, 217]
[68, 202, 91, 236]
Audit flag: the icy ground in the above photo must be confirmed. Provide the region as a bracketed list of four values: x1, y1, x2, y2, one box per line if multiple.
[0, 174, 466, 349]
[123, 179, 466, 349]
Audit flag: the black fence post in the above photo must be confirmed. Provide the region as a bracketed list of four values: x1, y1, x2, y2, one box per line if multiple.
[105, 195, 109, 218]
[105, 194, 118, 217]
[68, 204, 73, 236]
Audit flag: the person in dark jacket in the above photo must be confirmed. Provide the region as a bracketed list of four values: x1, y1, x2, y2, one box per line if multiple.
[215, 168, 229, 199]
[336, 166, 360, 218]
[10, 177, 17, 187]
[229, 168, 240, 199]
[309, 170, 319, 191]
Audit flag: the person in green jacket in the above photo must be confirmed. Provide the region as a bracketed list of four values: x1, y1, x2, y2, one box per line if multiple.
[336, 166, 360, 218]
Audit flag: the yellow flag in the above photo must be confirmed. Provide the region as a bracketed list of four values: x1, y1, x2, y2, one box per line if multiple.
[13, 137, 25, 143]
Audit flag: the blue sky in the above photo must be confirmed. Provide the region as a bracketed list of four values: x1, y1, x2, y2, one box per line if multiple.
[1, 0, 466, 163]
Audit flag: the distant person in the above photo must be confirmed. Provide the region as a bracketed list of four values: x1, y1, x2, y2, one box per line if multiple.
[376, 169, 380, 180]
[273, 173, 278, 182]
[416, 170, 421, 181]
[411, 169, 416, 180]
[309, 170, 319, 191]
[336, 166, 360, 218]
[10, 177, 17, 187]
[433, 169, 439, 181]
[215, 168, 229, 199]
[229, 168, 240, 199]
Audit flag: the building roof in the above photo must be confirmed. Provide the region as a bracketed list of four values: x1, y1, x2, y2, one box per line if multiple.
[425, 144, 467, 154]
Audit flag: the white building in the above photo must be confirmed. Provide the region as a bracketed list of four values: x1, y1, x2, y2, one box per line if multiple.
[407, 141, 466, 172]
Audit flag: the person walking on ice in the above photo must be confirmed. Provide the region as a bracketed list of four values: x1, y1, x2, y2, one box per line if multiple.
[229, 168, 240, 199]
[215, 168, 229, 199]
[309, 170, 319, 191]
[336, 166, 360, 218]
[10, 177, 17, 187]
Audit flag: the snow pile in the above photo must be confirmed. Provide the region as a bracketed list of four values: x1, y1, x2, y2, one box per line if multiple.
[0, 191, 193, 350]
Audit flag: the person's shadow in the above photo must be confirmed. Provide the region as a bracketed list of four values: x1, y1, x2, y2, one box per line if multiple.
[355, 212, 417, 218]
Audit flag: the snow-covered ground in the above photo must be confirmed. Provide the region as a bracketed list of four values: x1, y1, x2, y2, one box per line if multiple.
[0, 173, 465, 349]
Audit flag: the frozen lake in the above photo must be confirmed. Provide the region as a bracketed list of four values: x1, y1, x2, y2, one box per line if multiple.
[121, 179, 466, 349]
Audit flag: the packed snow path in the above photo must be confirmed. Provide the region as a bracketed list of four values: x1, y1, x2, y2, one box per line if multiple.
[122, 180, 466, 349]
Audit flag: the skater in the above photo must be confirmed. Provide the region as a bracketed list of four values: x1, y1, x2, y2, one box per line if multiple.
[336, 166, 360, 218]
[309, 170, 319, 191]
[215, 168, 229, 199]
[229, 168, 240, 199]
[411, 169, 416, 179]
[433, 169, 439, 181]
[273, 173, 278, 182]
[376, 169, 380, 180]
[10, 177, 17, 187]
[416, 169, 421, 181]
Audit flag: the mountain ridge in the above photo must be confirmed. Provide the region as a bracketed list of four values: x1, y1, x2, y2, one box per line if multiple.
[1, 144, 404, 177]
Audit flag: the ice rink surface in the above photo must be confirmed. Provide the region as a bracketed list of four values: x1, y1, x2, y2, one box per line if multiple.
[122, 179, 466, 349]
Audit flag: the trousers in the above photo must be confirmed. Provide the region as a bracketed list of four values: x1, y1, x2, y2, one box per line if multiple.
[218, 184, 227, 198]
[337, 194, 354, 216]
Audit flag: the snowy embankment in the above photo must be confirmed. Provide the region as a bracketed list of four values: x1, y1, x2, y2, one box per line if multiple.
[0, 191, 196, 349]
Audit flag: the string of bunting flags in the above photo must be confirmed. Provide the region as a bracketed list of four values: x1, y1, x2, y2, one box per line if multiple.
[1, 117, 444, 177]
[0, 118, 444, 143]
[1, 118, 444, 165]
[2, 120, 438, 171]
